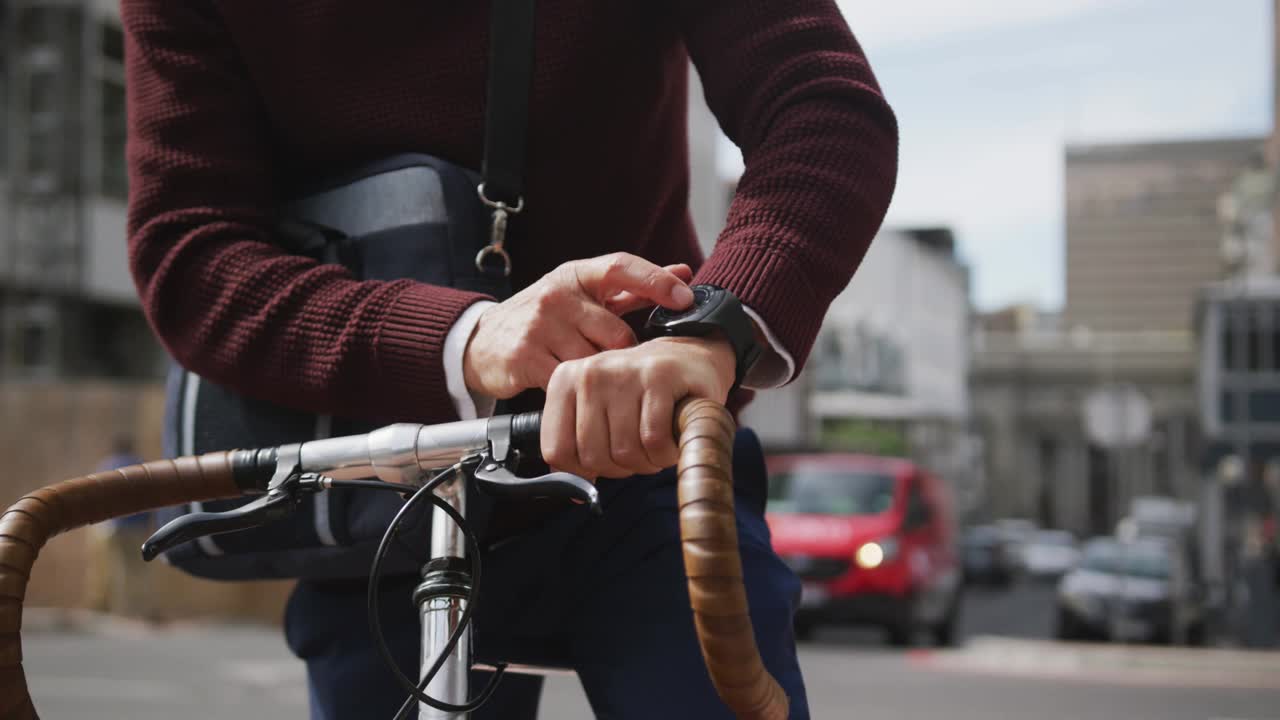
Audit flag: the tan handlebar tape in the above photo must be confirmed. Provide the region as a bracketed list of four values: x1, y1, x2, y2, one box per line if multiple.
[676, 398, 789, 720]
[0, 453, 242, 719]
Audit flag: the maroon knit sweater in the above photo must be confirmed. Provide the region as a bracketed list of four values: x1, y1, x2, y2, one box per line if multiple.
[122, 0, 897, 424]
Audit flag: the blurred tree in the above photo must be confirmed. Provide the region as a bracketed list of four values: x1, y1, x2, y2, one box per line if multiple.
[820, 419, 907, 456]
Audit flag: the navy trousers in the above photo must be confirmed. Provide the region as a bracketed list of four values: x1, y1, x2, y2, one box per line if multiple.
[283, 430, 809, 719]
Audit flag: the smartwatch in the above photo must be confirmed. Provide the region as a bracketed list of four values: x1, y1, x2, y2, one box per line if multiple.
[644, 284, 764, 391]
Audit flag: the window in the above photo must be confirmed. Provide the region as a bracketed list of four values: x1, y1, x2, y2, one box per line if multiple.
[1222, 303, 1280, 374]
[1081, 539, 1170, 580]
[20, 320, 50, 369]
[100, 79, 126, 196]
[14, 4, 83, 192]
[813, 331, 845, 391]
[767, 469, 896, 516]
[1247, 323, 1262, 372]
[100, 22, 123, 64]
[903, 480, 932, 530]
[0, 0, 9, 175]
[1222, 312, 1235, 371]
[13, 302, 57, 375]
[99, 21, 127, 197]
[1272, 303, 1280, 374]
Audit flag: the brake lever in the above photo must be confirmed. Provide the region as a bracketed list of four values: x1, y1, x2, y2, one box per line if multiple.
[473, 458, 601, 514]
[140, 490, 300, 561]
[141, 444, 309, 561]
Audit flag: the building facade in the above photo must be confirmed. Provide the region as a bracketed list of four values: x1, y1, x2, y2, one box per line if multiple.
[1, 0, 160, 379]
[973, 137, 1264, 535]
[972, 326, 1198, 535]
[739, 227, 980, 513]
[1064, 137, 1264, 334]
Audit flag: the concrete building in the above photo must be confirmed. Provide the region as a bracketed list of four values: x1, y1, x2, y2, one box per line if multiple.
[686, 67, 727, 260]
[1197, 280, 1280, 467]
[972, 137, 1264, 535]
[1064, 137, 1264, 334]
[809, 228, 970, 424]
[972, 325, 1197, 535]
[1, 0, 160, 379]
[738, 227, 980, 512]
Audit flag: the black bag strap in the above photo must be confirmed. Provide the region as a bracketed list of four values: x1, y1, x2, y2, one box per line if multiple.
[476, 0, 536, 278]
[482, 0, 535, 207]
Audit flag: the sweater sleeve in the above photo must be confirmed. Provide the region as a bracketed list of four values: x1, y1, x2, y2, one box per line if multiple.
[678, 0, 899, 379]
[122, 0, 488, 423]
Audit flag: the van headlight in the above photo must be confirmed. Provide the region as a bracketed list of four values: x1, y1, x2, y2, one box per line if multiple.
[1060, 591, 1102, 618]
[855, 538, 900, 569]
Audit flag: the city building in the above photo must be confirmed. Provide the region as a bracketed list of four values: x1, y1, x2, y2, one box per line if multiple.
[975, 303, 1062, 336]
[1, 0, 160, 379]
[973, 136, 1266, 535]
[972, 322, 1197, 535]
[686, 68, 727, 260]
[1064, 137, 1264, 334]
[739, 227, 981, 513]
[1197, 280, 1280, 469]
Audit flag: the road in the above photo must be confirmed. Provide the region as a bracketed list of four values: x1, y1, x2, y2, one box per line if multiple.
[21, 581, 1280, 720]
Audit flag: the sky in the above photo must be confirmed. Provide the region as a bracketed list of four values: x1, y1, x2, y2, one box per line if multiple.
[717, 0, 1273, 311]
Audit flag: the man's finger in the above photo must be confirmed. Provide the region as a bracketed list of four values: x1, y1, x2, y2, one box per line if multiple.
[572, 253, 694, 309]
[524, 351, 561, 391]
[608, 392, 661, 476]
[577, 369, 631, 480]
[639, 391, 679, 470]
[542, 366, 587, 478]
[577, 304, 638, 351]
[604, 264, 693, 315]
[545, 323, 602, 363]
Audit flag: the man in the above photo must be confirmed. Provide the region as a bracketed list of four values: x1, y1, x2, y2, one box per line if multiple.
[122, 1, 897, 717]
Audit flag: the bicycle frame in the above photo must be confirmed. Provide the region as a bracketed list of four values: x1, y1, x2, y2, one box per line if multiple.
[419, 471, 471, 718]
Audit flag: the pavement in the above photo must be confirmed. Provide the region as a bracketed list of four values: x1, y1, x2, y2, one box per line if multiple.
[19, 582, 1280, 720]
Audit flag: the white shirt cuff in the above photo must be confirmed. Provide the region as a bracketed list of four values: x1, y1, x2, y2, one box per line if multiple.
[741, 305, 795, 389]
[443, 300, 498, 420]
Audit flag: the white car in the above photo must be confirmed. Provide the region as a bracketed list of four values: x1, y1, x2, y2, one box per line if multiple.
[995, 518, 1039, 573]
[1021, 530, 1080, 578]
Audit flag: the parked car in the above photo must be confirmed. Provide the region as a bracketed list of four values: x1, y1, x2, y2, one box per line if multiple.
[766, 454, 963, 646]
[961, 524, 1017, 587]
[1056, 536, 1206, 645]
[1021, 529, 1081, 579]
[995, 517, 1039, 573]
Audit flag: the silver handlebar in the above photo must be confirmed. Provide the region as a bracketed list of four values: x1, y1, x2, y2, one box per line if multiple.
[299, 419, 492, 485]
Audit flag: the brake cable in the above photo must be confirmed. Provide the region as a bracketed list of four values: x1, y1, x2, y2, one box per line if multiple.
[345, 465, 507, 717]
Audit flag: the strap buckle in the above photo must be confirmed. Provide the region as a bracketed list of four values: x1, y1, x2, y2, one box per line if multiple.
[476, 183, 524, 277]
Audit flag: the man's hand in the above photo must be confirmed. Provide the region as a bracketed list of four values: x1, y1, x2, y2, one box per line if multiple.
[541, 336, 736, 480]
[463, 253, 694, 400]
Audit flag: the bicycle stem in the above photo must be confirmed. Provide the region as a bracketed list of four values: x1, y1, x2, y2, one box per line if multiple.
[297, 419, 491, 485]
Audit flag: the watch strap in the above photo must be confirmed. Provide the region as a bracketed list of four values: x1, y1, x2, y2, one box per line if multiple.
[645, 286, 764, 393]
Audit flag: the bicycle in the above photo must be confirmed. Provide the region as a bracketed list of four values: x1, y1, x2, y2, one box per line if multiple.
[0, 398, 787, 719]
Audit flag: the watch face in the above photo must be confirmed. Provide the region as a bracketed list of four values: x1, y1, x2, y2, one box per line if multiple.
[650, 285, 721, 324]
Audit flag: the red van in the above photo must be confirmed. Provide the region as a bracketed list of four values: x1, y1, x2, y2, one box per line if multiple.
[766, 453, 962, 645]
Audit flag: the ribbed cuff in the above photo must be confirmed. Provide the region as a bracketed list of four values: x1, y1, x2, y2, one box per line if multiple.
[694, 243, 824, 379]
[374, 283, 494, 422]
